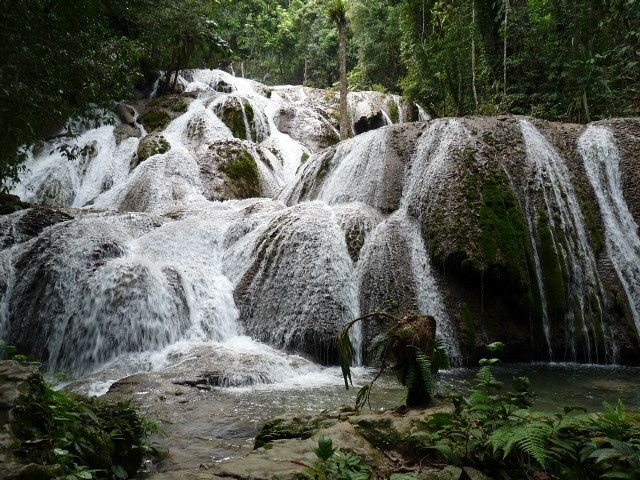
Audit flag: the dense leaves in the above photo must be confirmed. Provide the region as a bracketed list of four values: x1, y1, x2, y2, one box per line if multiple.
[411, 343, 640, 479]
[0, 0, 228, 189]
[219, 0, 640, 121]
[2, 0, 638, 185]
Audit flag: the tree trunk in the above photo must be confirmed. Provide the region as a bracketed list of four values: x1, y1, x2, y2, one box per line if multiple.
[339, 22, 350, 140]
[471, 0, 479, 110]
[503, 0, 509, 99]
[303, 58, 308, 86]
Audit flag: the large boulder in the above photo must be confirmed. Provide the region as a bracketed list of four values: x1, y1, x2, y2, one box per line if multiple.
[1, 213, 192, 373]
[234, 203, 357, 363]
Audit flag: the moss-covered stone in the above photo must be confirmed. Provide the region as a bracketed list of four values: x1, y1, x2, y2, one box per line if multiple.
[219, 150, 261, 199]
[134, 134, 171, 169]
[389, 102, 400, 124]
[149, 94, 189, 114]
[216, 98, 262, 141]
[344, 224, 366, 262]
[138, 108, 171, 132]
[316, 156, 332, 183]
[537, 211, 568, 320]
[479, 174, 540, 314]
[254, 414, 335, 449]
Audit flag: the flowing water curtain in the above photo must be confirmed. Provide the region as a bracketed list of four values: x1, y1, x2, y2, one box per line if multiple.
[520, 120, 614, 363]
[579, 125, 640, 337]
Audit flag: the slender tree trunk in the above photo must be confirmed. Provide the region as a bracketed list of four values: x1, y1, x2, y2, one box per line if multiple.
[339, 22, 350, 140]
[503, 0, 509, 99]
[241, 61, 245, 78]
[471, 0, 479, 110]
[304, 58, 308, 86]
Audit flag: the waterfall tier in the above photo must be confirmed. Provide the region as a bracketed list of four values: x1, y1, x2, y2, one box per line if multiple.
[2, 70, 640, 388]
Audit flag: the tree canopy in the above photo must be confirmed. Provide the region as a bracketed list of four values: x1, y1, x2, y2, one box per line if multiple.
[2, 0, 639, 187]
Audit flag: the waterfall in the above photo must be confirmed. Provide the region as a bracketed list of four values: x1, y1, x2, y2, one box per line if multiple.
[5, 67, 639, 392]
[520, 120, 611, 362]
[579, 125, 640, 336]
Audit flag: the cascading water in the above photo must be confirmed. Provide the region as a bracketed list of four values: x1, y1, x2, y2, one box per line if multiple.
[3, 68, 639, 397]
[520, 120, 612, 362]
[579, 125, 640, 336]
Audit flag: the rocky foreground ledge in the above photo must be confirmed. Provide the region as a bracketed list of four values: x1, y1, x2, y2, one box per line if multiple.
[0, 359, 481, 480]
[147, 405, 484, 480]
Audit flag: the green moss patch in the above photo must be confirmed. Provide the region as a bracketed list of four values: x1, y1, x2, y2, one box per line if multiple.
[134, 135, 170, 169]
[220, 151, 261, 199]
[479, 174, 540, 314]
[344, 224, 366, 262]
[138, 108, 171, 132]
[149, 94, 188, 113]
[537, 211, 568, 320]
[254, 415, 334, 449]
[389, 102, 400, 124]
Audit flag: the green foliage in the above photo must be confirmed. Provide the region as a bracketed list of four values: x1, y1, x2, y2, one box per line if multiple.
[12, 378, 160, 480]
[410, 344, 640, 479]
[1, 344, 161, 479]
[338, 313, 448, 410]
[303, 436, 374, 480]
[0, 0, 229, 188]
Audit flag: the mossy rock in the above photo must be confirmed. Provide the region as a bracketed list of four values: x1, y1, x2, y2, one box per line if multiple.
[344, 223, 367, 261]
[138, 108, 172, 132]
[219, 150, 261, 199]
[134, 134, 171, 169]
[537, 211, 568, 320]
[478, 173, 540, 314]
[149, 94, 189, 114]
[254, 414, 335, 449]
[0, 361, 151, 479]
[215, 97, 265, 142]
[0, 193, 30, 216]
[215, 80, 234, 93]
[389, 102, 400, 124]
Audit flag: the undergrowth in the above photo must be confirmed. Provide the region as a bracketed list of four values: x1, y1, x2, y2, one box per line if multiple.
[2, 343, 162, 480]
[321, 341, 640, 479]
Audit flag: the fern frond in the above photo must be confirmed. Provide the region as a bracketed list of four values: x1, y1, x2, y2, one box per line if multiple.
[489, 421, 553, 468]
[414, 348, 436, 396]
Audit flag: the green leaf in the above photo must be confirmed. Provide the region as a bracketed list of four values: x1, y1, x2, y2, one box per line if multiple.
[111, 464, 128, 479]
[314, 436, 335, 462]
[487, 342, 505, 353]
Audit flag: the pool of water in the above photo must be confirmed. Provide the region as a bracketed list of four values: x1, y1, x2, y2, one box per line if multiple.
[126, 362, 639, 475]
[441, 363, 640, 412]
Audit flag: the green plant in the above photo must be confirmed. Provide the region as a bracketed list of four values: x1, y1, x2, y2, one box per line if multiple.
[301, 436, 374, 480]
[2, 344, 162, 479]
[339, 312, 449, 410]
[410, 342, 640, 479]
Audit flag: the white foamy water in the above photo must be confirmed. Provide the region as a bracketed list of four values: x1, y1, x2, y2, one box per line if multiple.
[520, 120, 611, 362]
[4, 69, 637, 397]
[580, 125, 640, 335]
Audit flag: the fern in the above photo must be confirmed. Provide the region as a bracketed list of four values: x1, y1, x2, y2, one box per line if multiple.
[413, 347, 436, 395]
[489, 420, 554, 467]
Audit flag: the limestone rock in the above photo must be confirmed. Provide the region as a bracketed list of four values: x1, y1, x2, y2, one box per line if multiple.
[195, 139, 264, 200]
[135, 133, 171, 168]
[114, 123, 141, 145]
[116, 103, 136, 126]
